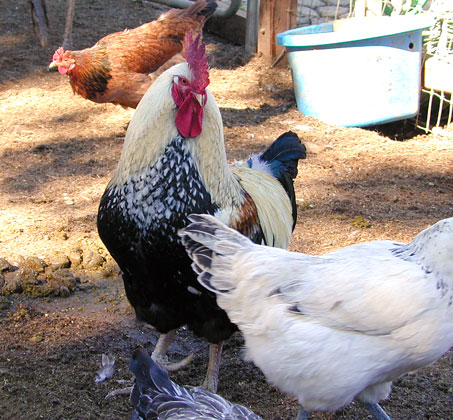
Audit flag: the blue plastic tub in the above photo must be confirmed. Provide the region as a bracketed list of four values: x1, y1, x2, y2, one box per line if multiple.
[276, 15, 434, 127]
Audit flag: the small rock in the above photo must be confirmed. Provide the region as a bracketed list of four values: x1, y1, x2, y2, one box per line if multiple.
[49, 255, 71, 271]
[0, 273, 4, 290]
[68, 248, 83, 268]
[19, 267, 46, 295]
[57, 231, 69, 240]
[1, 272, 23, 295]
[59, 285, 71, 297]
[32, 282, 61, 297]
[0, 258, 14, 272]
[48, 269, 78, 291]
[83, 250, 106, 270]
[263, 83, 276, 92]
[30, 335, 44, 344]
[18, 267, 40, 286]
[63, 193, 75, 205]
[101, 260, 121, 278]
[21, 256, 47, 273]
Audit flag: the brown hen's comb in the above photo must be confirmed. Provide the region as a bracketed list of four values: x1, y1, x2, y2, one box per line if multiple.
[185, 31, 209, 92]
[52, 47, 65, 62]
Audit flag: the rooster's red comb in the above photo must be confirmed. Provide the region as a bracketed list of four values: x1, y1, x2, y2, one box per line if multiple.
[52, 47, 65, 62]
[184, 31, 209, 92]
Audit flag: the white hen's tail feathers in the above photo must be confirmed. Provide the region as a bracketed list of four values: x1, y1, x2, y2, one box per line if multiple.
[179, 214, 253, 294]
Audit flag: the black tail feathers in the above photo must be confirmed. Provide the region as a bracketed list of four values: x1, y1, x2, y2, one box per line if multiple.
[249, 131, 306, 229]
[258, 131, 306, 181]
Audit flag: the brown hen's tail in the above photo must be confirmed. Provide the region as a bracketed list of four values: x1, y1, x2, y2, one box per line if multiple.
[150, 0, 217, 40]
[172, 0, 218, 22]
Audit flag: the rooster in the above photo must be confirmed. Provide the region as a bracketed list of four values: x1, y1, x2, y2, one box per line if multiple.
[48, 0, 217, 108]
[179, 214, 453, 420]
[97, 32, 306, 392]
[129, 347, 262, 420]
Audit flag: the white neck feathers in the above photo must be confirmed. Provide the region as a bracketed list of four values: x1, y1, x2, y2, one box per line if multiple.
[109, 63, 243, 208]
[403, 218, 453, 285]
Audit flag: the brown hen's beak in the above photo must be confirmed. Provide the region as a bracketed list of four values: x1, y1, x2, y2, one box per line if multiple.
[48, 61, 58, 72]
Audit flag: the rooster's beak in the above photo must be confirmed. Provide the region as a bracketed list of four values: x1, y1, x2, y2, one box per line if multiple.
[193, 93, 205, 106]
[48, 61, 58, 72]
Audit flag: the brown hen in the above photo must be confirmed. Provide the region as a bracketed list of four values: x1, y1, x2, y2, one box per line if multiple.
[49, 0, 217, 108]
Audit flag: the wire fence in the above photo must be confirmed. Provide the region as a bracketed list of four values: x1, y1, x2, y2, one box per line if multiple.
[416, 0, 453, 135]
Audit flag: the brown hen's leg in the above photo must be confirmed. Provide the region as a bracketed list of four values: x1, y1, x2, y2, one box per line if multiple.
[202, 341, 223, 393]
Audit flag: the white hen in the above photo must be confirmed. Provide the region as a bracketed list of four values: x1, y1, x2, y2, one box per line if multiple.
[179, 214, 453, 420]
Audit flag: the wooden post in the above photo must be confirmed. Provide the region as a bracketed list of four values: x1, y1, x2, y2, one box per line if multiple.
[257, 0, 298, 66]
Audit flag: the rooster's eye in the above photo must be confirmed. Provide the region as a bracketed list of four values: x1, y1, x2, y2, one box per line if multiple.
[180, 77, 188, 85]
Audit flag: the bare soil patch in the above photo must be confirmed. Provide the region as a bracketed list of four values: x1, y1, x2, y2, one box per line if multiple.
[0, 1, 452, 420]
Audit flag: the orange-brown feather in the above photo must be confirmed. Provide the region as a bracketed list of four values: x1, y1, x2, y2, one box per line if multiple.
[230, 193, 262, 241]
[59, 0, 216, 108]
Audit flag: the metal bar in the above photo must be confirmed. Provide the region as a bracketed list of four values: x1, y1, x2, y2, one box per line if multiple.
[437, 90, 445, 127]
[426, 88, 434, 132]
[447, 92, 453, 127]
[245, 0, 259, 52]
[149, 0, 241, 18]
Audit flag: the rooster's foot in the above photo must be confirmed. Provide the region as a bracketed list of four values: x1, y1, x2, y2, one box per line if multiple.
[153, 353, 194, 372]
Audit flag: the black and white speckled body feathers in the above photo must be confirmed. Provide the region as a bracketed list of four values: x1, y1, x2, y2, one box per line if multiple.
[98, 135, 241, 342]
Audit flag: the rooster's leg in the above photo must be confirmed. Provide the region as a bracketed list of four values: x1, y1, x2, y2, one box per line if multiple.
[202, 341, 223, 393]
[362, 402, 392, 420]
[151, 330, 176, 363]
[152, 330, 194, 372]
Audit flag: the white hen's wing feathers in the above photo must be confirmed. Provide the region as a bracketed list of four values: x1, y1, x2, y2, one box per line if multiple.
[282, 242, 444, 335]
[220, 241, 442, 335]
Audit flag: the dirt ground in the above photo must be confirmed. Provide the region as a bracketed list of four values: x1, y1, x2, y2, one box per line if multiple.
[0, 1, 452, 419]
